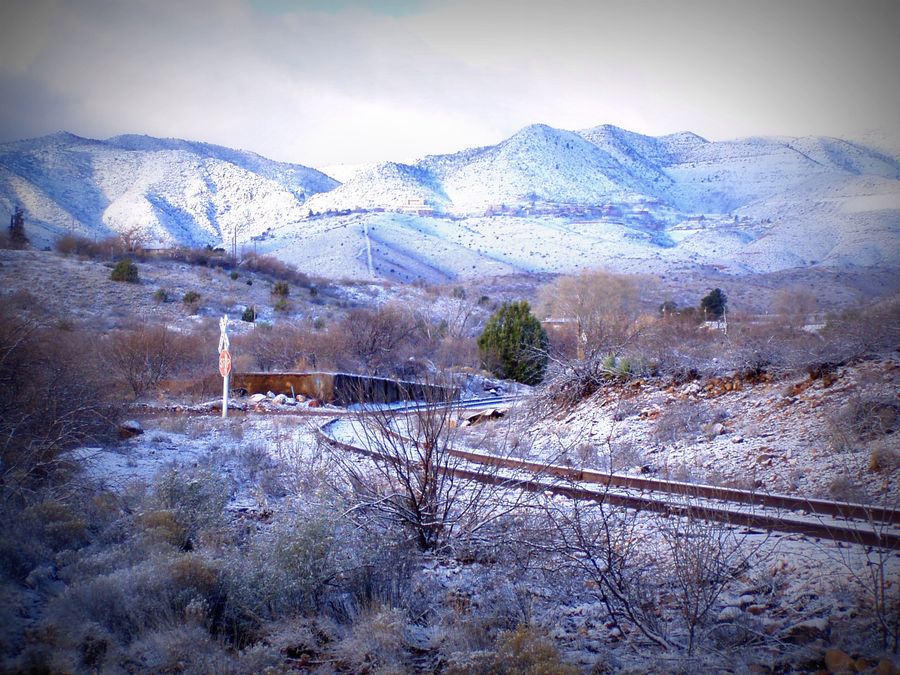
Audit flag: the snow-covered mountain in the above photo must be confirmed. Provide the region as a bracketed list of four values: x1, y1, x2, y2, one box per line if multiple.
[0, 132, 337, 247]
[1, 124, 898, 281]
[306, 123, 899, 221]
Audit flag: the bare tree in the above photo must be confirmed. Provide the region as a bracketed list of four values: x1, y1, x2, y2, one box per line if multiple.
[538, 270, 644, 360]
[535, 491, 671, 649]
[116, 224, 149, 253]
[338, 304, 418, 376]
[771, 287, 819, 330]
[660, 509, 767, 655]
[327, 378, 529, 553]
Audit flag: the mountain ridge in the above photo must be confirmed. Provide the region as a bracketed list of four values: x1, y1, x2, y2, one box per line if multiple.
[1, 124, 898, 281]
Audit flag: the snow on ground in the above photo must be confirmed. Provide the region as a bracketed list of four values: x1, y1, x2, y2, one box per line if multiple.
[80, 414, 322, 513]
[68, 355, 900, 670]
[513, 356, 900, 505]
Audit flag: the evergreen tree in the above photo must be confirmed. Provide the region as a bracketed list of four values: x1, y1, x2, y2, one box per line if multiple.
[477, 300, 548, 385]
[700, 288, 727, 320]
[8, 206, 28, 249]
[110, 258, 139, 283]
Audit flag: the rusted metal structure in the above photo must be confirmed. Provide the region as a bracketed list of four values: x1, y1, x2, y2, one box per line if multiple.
[232, 371, 458, 405]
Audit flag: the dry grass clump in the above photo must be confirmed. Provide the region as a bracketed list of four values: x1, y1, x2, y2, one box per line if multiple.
[868, 440, 900, 473]
[653, 400, 726, 444]
[826, 394, 898, 454]
[445, 624, 579, 675]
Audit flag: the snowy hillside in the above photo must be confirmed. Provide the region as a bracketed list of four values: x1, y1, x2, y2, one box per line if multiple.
[1, 124, 898, 281]
[304, 162, 448, 214]
[0, 132, 337, 247]
[419, 124, 661, 212]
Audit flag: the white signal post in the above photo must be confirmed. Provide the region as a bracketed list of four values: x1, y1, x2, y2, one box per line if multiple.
[218, 314, 232, 418]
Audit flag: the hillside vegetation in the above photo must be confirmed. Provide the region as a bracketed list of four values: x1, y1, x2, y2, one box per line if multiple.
[0, 247, 897, 672]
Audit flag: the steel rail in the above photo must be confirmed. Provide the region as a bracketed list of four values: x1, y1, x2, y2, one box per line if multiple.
[319, 418, 900, 550]
[379, 412, 899, 526]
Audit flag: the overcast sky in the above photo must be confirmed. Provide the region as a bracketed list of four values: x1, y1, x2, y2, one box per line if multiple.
[0, 0, 898, 166]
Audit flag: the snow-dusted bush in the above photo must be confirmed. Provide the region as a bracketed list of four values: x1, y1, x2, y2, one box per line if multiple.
[153, 468, 231, 549]
[110, 257, 139, 283]
[446, 624, 579, 675]
[328, 604, 411, 672]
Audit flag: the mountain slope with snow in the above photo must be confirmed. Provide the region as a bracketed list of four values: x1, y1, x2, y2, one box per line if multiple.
[419, 123, 668, 212]
[0, 132, 337, 247]
[1, 124, 897, 281]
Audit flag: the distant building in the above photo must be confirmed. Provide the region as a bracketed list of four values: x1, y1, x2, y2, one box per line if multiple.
[397, 197, 434, 216]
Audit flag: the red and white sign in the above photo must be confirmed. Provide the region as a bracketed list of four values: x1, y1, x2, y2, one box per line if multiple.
[218, 350, 232, 378]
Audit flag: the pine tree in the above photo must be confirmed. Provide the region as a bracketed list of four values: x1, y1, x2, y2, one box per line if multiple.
[8, 207, 28, 249]
[477, 300, 548, 384]
[700, 288, 727, 320]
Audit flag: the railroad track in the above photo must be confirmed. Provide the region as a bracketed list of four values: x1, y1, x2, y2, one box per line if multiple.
[319, 417, 900, 550]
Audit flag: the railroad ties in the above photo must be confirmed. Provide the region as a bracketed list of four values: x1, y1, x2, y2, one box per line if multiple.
[319, 416, 900, 551]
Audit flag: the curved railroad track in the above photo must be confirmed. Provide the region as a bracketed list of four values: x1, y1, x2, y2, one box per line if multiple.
[319, 413, 900, 551]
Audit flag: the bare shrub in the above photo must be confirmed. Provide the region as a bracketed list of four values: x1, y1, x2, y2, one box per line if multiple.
[837, 395, 898, 440]
[820, 295, 900, 363]
[540, 350, 650, 410]
[434, 334, 480, 370]
[54, 233, 128, 260]
[608, 439, 645, 472]
[826, 476, 867, 503]
[824, 516, 900, 653]
[726, 315, 825, 376]
[242, 253, 311, 287]
[536, 495, 670, 649]
[336, 303, 418, 376]
[0, 300, 118, 501]
[660, 512, 765, 655]
[825, 395, 898, 455]
[625, 310, 715, 380]
[55, 233, 92, 256]
[331, 379, 526, 553]
[106, 325, 203, 397]
[233, 322, 345, 372]
[653, 400, 712, 444]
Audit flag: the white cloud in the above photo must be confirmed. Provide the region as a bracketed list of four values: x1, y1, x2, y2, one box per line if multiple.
[0, 0, 897, 165]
